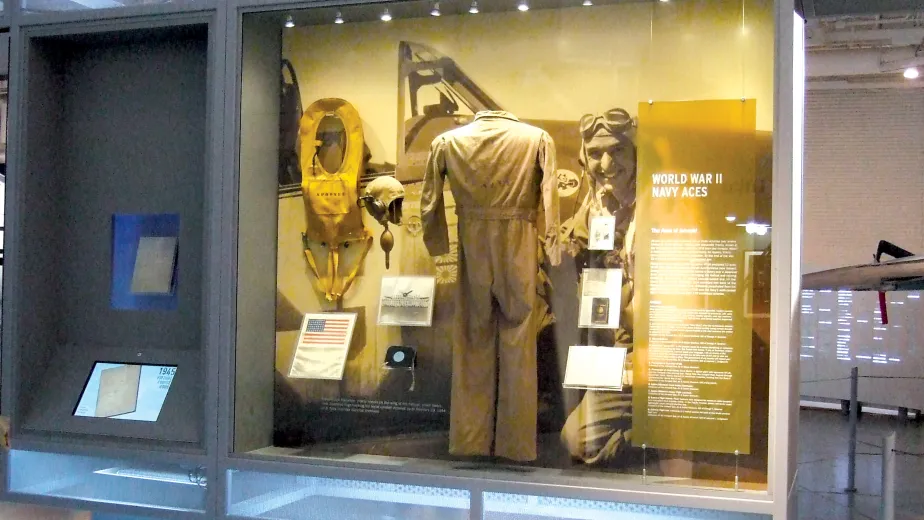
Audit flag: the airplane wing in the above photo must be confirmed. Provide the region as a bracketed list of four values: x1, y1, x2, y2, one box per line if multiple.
[802, 241, 924, 325]
[802, 257, 924, 292]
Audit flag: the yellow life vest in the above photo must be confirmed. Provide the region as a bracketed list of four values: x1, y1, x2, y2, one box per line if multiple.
[299, 98, 372, 301]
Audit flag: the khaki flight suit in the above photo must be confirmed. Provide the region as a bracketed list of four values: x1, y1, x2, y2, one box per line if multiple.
[421, 111, 560, 462]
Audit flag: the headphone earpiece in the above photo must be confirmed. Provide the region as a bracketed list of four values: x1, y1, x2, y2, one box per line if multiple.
[358, 196, 388, 224]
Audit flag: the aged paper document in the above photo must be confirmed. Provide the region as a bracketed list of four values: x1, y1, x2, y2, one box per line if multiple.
[96, 364, 142, 418]
[130, 236, 178, 294]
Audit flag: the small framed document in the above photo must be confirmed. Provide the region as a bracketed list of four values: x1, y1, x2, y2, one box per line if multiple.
[288, 313, 358, 380]
[563, 345, 627, 391]
[588, 215, 617, 250]
[578, 268, 623, 329]
[378, 276, 436, 327]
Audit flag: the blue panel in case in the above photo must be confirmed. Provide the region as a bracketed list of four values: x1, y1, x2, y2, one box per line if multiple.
[111, 213, 180, 310]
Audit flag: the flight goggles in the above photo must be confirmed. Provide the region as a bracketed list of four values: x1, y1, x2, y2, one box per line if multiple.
[579, 108, 634, 140]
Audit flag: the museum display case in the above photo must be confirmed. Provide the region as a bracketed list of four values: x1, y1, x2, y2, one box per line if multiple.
[230, 0, 793, 502]
[5, 21, 210, 447]
[0, 0, 803, 517]
[0, 18, 220, 514]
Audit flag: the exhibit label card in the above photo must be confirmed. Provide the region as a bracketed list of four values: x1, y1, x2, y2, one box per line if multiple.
[563, 345, 627, 391]
[288, 313, 357, 380]
[588, 215, 617, 250]
[578, 268, 622, 329]
[377, 276, 436, 327]
[633, 99, 756, 454]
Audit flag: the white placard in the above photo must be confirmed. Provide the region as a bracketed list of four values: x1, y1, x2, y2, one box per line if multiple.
[288, 313, 357, 380]
[578, 268, 623, 329]
[563, 345, 627, 391]
[378, 276, 436, 327]
[588, 215, 617, 250]
[130, 236, 178, 294]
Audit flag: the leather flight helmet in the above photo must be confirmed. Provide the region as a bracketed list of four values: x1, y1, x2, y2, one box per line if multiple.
[360, 176, 405, 226]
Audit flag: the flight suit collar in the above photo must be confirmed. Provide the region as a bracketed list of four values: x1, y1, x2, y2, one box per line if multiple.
[474, 110, 519, 122]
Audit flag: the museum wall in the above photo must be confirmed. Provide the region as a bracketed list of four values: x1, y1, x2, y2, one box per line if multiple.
[801, 87, 924, 410]
[283, 0, 774, 166]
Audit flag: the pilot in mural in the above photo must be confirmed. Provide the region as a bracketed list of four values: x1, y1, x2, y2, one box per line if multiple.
[558, 108, 639, 466]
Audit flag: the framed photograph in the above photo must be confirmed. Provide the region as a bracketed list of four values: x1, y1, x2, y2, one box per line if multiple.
[378, 276, 437, 327]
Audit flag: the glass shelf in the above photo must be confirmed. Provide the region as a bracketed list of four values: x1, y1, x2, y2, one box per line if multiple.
[9, 450, 207, 513]
[482, 492, 771, 520]
[227, 469, 470, 519]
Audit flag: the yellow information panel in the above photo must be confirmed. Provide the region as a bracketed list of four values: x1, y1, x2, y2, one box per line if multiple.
[633, 100, 757, 454]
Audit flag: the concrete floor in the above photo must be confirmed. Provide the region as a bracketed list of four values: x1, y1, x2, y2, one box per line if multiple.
[798, 408, 924, 520]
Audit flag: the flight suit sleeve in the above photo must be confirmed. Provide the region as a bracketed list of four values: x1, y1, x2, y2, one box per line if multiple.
[421, 136, 451, 257]
[538, 132, 561, 266]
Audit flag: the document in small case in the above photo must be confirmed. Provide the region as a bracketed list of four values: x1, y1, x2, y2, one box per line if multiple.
[111, 213, 180, 310]
[378, 276, 436, 327]
[563, 345, 627, 391]
[95, 364, 142, 418]
[588, 215, 617, 250]
[578, 268, 623, 329]
[130, 236, 178, 294]
[288, 313, 357, 380]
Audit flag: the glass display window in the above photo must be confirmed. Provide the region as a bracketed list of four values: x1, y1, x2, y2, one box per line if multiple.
[234, 0, 776, 493]
[8, 450, 208, 513]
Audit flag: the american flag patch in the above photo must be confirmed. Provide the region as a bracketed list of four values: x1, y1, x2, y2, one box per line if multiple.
[300, 318, 351, 348]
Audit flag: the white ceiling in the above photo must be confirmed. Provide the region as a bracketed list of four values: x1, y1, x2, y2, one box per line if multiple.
[807, 12, 924, 88]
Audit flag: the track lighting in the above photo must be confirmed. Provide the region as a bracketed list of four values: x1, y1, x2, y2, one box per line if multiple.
[583, 0, 592, 5]
[469, 0, 479, 13]
[517, 0, 529, 11]
[380, 8, 392, 21]
[334, 10, 344, 24]
[284, 15, 295, 28]
[431, 2, 441, 16]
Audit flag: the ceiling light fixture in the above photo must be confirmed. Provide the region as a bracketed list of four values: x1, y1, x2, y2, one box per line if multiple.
[904, 67, 919, 80]
[583, 0, 592, 5]
[334, 10, 344, 24]
[469, 0, 479, 13]
[431, 2, 441, 16]
[380, 8, 392, 21]
[284, 15, 295, 28]
[518, 0, 529, 11]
